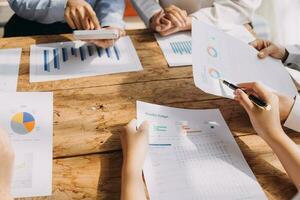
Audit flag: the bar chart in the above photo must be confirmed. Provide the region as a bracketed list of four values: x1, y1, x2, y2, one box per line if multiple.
[170, 41, 192, 55]
[30, 36, 143, 82]
[42, 45, 121, 73]
[155, 32, 192, 67]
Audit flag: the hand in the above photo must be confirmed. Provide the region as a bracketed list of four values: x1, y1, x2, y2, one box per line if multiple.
[250, 39, 287, 61]
[150, 10, 173, 33]
[120, 119, 149, 172]
[87, 27, 126, 48]
[0, 128, 14, 200]
[158, 16, 192, 36]
[164, 5, 188, 28]
[65, 0, 100, 30]
[234, 82, 285, 140]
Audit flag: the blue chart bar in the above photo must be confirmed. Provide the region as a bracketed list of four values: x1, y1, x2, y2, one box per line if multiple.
[87, 46, 94, 56]
[53, 48, 60, 69]
[113, 46, 120, 60]
[96, 47, 103, 57]
[62, 48, 68, 62]
[43, 50, 50, 72]
[170, 41, 192, 55]
[105, 48, 111, 58]
[79, 46, 85, 61]
[71, 47, 78, 57]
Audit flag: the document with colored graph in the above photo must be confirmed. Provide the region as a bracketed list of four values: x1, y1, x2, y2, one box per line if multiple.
[0, 92, 53, 198]
[29, 36, 143, 82]
[137, 101, 267, 200]
[155, 32, 192, 67]
[192, 21, 297, 98]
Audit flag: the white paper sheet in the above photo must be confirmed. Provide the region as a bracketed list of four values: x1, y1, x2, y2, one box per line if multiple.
[30, 36, 143, 82]
[192, 21, 298, 98]
[286, 67, 300, 85]
[0, 92, 53, 198]
[137, 101, 267, 200]
[0, 48, 21, 91]
[155, 23, 255, 67]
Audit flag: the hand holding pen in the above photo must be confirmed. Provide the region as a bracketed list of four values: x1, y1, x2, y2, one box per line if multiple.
[221, 79, 271, 110]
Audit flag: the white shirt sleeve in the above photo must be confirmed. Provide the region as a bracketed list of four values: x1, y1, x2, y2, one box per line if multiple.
[284, 95, 300, 132]
[130, 0, 163, 27]
[191, 0, 262, 30]
[284, 45, 300, 69]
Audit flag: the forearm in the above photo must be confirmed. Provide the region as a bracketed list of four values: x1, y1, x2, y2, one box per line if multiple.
[130, 0, 162, 27]
[0, 184, 13, 200]
[8, 0, 67, 24]
[121, 165, 146, 200]
[264, 130, 300, 190]
[95, 0, 125, 29]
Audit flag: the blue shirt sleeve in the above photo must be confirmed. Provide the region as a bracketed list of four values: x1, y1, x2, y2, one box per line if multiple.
[94, 0, 125, 29]
[8, 0, 67, 24]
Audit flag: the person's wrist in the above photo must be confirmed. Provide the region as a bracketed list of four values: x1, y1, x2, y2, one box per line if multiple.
[261, 127, 286, 145]
[122, 162, 143, 176]
[0, 187, 13, 200]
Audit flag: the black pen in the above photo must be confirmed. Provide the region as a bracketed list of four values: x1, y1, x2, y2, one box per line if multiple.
[220, 79, 271, 111]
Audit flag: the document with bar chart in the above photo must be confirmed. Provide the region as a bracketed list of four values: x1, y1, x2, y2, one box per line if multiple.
[137, 101, 267, 200]
[29, 36, 142, 82]
[155, 32, 192, 67]
[0, 92, 53, 198]
[0, 48, 22, 91]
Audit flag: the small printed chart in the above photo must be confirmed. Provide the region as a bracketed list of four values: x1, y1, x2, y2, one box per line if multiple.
[11, 112, 36, 135]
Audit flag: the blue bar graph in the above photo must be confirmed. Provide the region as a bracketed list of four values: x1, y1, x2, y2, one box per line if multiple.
[96, 47, 103, 57]
[62, 48, 68, 62]
[43, 50, 50, 72]
[79, 46, 85, 61]
[42, 44, 122, 72]
[105, 48, 111, 58]
[170, 41, 192, 55]
[53, 48, 60, 69]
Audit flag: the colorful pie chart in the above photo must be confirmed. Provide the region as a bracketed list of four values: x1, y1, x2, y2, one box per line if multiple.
[208, 68, 221, 79]
[207, 46, 218, 58]
[10, 112, 36, 135]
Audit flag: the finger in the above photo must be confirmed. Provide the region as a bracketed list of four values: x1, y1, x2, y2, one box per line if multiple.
[138, 121, 149, 134]
[236, 89, 254, 111]
[258, 45, 278, 59]
[77, 7, 89, 29]
[166, 12, 183, 27]
[126, 118, 137, 133]
[158, 17, 173, 32]
[65, 9, 76, 29]
[250, 39, 264, 50]
[85, 5, 101, 29]
[89, 19, 95, 30]
[71, 10, 82, 29]
[169, 10, 186, 26]
[237, 82, 271, 101]
[154, 11, 165, 32]
[160, 26, 179, 36]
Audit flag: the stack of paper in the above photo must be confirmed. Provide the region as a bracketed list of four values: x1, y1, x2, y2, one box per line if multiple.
[137, 101, 267, 200]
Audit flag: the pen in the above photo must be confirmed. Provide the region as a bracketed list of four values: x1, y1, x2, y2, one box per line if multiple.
[220, 79, 272, 111]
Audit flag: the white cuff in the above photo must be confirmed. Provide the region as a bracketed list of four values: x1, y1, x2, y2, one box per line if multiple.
[284, 95, 300, 132]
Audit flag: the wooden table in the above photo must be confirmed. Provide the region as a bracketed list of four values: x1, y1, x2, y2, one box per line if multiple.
[1, 29, 299, 200]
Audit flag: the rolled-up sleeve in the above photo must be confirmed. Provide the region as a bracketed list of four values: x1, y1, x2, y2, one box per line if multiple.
[130, 0, 162, 27]
[284, 95, 300, 132]
[191, 0, 262, 30]
[8, 0, 67, 24]
[95, 0, 125, 29]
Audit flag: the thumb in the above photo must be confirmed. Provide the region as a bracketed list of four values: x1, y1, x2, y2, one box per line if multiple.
[236, 89, 254, 112]
[258, 45, 277, 59]
[138, 121, 149, 134]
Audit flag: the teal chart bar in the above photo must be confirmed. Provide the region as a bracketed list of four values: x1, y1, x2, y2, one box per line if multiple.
[170, 41, 192, 55]
[43, 45, 121, 72]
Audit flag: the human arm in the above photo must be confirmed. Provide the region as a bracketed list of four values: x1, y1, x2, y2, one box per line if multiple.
[191, 0, 261, 29]
[8, 0, 67, 24]
[120, 119, 149, 200]
[234, 82, 300, 190]
[0, 128, 15, 200]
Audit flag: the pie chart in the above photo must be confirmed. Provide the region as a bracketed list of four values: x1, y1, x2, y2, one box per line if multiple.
[10, 112, 36, 135]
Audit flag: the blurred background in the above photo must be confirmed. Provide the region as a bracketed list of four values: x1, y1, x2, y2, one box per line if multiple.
[0, 0, 300, 45]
